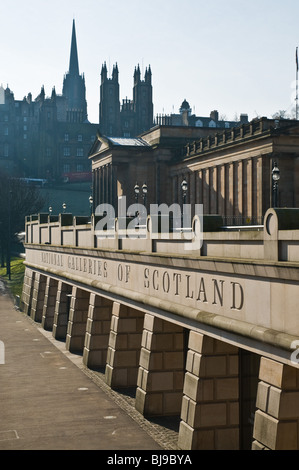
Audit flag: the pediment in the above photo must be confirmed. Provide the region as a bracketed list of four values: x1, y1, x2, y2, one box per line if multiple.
[89, 133, 111, 158]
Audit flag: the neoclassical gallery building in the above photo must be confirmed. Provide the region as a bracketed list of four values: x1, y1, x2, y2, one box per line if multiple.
[22, 117, 299, 450]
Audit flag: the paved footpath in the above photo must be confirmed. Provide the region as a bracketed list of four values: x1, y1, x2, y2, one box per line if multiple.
[0, 288, 179, 452]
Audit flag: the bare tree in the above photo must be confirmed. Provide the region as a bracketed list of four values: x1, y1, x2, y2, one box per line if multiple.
[0, 174, 45, 278]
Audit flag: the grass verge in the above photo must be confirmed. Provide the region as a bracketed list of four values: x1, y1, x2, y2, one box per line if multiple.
[0, 257, 25, 299]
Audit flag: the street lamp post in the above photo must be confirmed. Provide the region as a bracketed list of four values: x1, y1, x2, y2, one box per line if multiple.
[272, 162, 280, 207]
[181, 178, 188, 228]
[134, 182, 140, 204]
[142, 182, 148, 207]
[89, 195, 93, 217]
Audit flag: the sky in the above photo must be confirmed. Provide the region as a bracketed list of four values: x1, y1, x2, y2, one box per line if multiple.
[0, 0, 298, 124]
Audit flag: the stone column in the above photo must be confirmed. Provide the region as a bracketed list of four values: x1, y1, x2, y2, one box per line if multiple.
[210, 167, 217, 214]
[41, 277, 58, 331]
[52, 282, 72, 340]
[83, 294, 113, 370]
[21, 268, 35, 315]
[105, 302, 144, 389]
[252, 357, 299, 450]
[237, 161, 243, 218]
[217, 165, 225, 217]
[66, 287, 90, 354]
[203, 169, 210, 214]
[245, 158, 253, 221]
[196, 170, 202, 205]
[256, 157, 263, 221]
[30, 272, 47, 322]
[178, 331, 239, 450]
[135, 314, 185, 417]
[226, 163, 234, 218]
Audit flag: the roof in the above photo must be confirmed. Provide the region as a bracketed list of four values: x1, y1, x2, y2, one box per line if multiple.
[108, 137, 150, 147]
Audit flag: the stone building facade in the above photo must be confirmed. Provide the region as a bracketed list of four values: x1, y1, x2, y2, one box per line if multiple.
[99, 63, 153, 138]
[90, 117, 299, 224]
[0, 20, 97, 181]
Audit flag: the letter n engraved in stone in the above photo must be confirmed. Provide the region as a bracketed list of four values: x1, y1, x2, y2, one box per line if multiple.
[212, 279, 224, 306]
[231, 282, 244, 311]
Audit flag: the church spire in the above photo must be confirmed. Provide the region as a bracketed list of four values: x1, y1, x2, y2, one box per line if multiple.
[69, 19, 79, 75]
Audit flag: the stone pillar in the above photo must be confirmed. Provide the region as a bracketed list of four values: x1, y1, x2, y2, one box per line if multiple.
[21, 268, 35, 315]
[245, 158, 253, 221]
[196, 170, 202, 205]
[210, 167, 217, 214]
[252, 357, 299, 450]
[203, 169, 210, 214]
[217, 165, 225, 217]
[41, 277, 58, 331]
[52, 282, 72, 340]
[178, 331, 239, 450]
[226, 163, 234, 217]
[30, 272, 47, 322]
[135, 314, 185, 417]
[105, 302, 144, 389]
[83, 294, 113, 370]
[66, 287, 90, 354]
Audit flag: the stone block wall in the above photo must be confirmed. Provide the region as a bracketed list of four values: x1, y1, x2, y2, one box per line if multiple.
[253, 357, 299, 450]
[41, 277, 58, 330]
[21, 268, 35, 315]
[66, 287, 90, 353]
[178, 331, 239, 450]
[105, 302, 144, 388]
[30, 272, 47, 322]
[83, 293, 113, 370]
[52, 281, 72, 340]
[135, 314, 185, 417]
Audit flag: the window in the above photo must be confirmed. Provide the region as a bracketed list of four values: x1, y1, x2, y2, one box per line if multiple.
[24, 125, 27, 131]
[63, 164, 70, 173]
[46, 148, 51, 157]
[4, 115, 8, 122]
[24, 134, 27, 140]
[76, 164, 83, 172]
[64, 133, 69, 141]
[4, 127, 8, 136]
[77, 148, 84, 157]
[63, 147, 70, 156]
[77, 134, 82, 142]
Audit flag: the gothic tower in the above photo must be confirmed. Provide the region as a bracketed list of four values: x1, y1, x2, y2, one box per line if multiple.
[99, 62, 121, 136]
[133, 64, 153, 135]
[62, 20, 88, 123]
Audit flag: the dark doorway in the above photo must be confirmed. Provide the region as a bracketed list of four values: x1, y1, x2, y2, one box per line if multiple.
[239, 350, 260, 449]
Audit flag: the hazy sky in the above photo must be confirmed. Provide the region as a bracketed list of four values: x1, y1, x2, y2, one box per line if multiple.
[0, 0, 298, 124]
